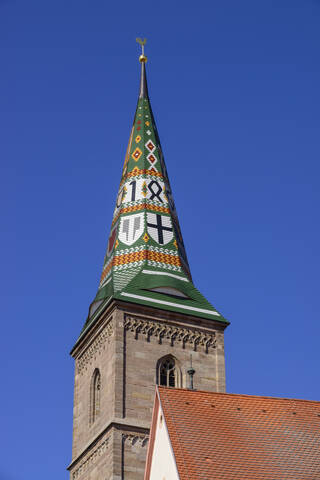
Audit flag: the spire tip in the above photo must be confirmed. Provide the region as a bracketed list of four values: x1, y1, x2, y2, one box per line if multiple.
[137, 37, 149, 98]
[136, 37, 147, 63]
[139, 54, 147, 63]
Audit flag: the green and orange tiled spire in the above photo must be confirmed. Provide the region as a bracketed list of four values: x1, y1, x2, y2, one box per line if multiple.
[82, 41, 227, 334]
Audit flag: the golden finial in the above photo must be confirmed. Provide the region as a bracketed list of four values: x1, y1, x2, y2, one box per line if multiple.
[136, 37, 147, 63]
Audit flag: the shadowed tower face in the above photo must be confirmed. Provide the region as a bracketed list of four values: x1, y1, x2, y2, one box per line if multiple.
[68, 47, 229, 480]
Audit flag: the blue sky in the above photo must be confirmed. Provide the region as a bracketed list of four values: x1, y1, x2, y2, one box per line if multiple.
[1, 1, 320, 479]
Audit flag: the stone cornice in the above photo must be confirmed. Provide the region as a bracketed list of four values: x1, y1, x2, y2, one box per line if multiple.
[71, 435, 110, 479]
[70, 300, 117, 357]
[122, 432, 149, 447]
[76, 319, 114, 375]
[70, 298, 227, 357]
[123, 315, 216, 352]
[117, 299, 228, 331]
[70, 428, 149, 478]
[67, 420, 150, 471]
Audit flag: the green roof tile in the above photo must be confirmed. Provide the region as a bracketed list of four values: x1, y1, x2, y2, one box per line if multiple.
[79, 53, 228, 339]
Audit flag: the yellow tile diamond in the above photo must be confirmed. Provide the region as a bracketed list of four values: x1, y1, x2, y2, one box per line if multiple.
[131, 147, 142, 161]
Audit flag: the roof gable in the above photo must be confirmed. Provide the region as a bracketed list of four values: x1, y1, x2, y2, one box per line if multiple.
[145, 395, 179, 480]
[157, 387, 320, 480]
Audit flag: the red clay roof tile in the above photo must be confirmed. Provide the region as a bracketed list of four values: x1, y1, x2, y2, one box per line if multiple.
[158, 387, 320, 480]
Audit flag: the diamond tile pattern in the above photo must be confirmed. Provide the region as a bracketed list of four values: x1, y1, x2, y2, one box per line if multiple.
[79, 62, 227, 337]
[97, 67, 192, 293]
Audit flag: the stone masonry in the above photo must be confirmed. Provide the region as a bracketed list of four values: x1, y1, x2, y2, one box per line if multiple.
[68, 299, 226, 480]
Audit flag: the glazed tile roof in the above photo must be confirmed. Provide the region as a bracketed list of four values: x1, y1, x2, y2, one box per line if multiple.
[157, 386, 320, 480]
[78, 53, 228, 338]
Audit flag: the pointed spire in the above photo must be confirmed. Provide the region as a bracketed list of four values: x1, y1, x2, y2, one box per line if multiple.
[137, 37, 149, 99]
[78, 45, 228, 337]
[139, 61, 149, 99]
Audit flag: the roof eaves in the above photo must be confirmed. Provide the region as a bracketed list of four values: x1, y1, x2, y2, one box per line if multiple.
[115, 290, 228, 323]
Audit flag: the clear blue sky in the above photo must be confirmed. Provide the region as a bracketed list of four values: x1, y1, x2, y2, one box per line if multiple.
[1, 1, 319, 479]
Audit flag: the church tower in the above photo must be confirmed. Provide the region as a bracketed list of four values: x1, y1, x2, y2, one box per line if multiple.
[68, 44, 229, 480]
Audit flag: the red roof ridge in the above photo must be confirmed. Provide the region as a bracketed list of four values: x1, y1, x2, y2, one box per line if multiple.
[157, 385, 320, 405]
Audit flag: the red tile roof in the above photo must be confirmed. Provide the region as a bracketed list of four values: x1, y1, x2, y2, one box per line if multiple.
[157, 387, 320, 480]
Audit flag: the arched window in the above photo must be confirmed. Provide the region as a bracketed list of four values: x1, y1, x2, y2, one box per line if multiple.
[157, 356, 180, 388]
[90, 368, 101, 425]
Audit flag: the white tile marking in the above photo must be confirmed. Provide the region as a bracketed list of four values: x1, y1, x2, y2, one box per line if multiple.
[100, 275, 112, 288]
[142, 270, 189, 282]
[120, 292, 220, 316]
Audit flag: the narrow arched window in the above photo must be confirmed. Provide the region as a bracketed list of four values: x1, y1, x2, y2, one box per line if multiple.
[157, 356, 180, 388]
[90, 368, 101, 425]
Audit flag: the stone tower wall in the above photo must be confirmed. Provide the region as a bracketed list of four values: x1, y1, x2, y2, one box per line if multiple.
[68, 302, 226, 480]
[71, 314, 115, 459]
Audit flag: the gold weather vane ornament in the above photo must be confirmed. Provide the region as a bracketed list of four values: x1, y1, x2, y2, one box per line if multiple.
[136, 37, 147, 63]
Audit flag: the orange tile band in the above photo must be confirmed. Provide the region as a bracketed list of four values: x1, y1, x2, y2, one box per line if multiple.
[100, 250, 181, 284]
[119, 168, 164, 188]
[112, 203, 170, 227]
